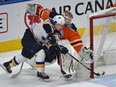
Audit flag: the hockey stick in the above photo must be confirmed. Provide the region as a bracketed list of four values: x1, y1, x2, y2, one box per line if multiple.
[67, 53, 105, 76]
[11, 63, 24, 78]
[10, 14, 37, 78]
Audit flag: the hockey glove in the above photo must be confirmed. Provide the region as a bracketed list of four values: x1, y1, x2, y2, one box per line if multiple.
[47, 34, 56, 45]
[26, 3, 42, 15]
[79, 47, 94, 64]
[57, 45, 69, 54]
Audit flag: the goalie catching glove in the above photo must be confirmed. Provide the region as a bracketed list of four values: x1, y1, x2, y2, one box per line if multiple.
[79, 47, 94, 64]
[26, 3, 42, 15]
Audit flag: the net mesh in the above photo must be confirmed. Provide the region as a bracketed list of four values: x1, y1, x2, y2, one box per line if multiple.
[82, 7, 116, 67]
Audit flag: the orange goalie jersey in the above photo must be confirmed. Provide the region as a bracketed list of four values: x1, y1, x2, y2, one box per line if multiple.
[60, 26, 83, 53]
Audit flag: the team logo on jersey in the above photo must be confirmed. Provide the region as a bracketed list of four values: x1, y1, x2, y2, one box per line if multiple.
[24, 12, 41, 28]
[58, 17, 61, 19]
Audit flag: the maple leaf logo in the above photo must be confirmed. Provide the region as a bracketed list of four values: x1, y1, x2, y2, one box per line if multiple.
[28, 15, 41, 25]
[24, 12, 41, 28]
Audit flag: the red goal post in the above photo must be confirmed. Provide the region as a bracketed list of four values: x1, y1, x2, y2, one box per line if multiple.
[89, 7, 116, 78]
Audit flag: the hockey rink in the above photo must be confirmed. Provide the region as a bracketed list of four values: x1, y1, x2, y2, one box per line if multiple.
[0, 50, 116, 87]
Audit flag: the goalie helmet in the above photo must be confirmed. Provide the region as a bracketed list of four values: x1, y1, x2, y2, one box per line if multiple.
[53, 15, 65, 25]
[63, 11, 73, 19]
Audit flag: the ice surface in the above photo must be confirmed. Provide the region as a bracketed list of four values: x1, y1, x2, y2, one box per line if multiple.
[0, 50, 116, 87]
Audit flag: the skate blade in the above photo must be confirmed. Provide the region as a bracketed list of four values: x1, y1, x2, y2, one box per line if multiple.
[38, 77, 51, 82]
[64, 76, 74, 81]
[63, 74, 75, 81]
[0, 64, 10, 74]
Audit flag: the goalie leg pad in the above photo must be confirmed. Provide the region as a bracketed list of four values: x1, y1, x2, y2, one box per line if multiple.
[59, 54, 76, 80]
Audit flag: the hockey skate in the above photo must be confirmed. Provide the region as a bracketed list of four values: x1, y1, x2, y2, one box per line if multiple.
[0, 61, 12, 73]
[37, 72, 50, 82]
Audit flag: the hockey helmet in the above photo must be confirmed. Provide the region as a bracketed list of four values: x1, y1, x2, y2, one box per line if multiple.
[53, 15, 65, 25]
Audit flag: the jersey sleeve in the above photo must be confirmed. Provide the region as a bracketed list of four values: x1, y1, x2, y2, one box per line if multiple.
[43, 24, 54, 34]
[49, 8, 59, 18]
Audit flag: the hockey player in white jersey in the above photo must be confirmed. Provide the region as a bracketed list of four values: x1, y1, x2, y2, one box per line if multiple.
[2, 15, 69, 81]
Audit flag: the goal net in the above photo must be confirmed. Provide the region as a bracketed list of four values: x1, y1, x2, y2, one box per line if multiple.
[82, 7, 116, 78]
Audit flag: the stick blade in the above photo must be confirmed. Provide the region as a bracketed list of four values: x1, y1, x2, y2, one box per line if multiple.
[11, 63, 24, 78]
[95, 71, 105, 76]
[11, 72, 21, 78]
